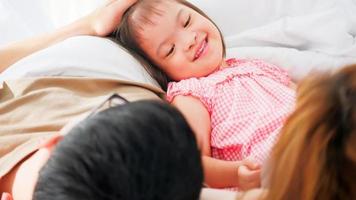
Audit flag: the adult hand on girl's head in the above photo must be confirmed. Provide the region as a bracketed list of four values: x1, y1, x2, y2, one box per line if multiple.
[237, 160, 261, 191]
[85, 0, 137, 37]
[0, 0, 137, 72]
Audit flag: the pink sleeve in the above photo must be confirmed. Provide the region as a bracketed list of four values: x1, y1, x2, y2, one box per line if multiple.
[249, 59, 292, 86]
[166, 78, 213, 112]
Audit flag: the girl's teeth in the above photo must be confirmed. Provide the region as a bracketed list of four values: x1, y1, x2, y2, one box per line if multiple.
[195, 40, 206, 59]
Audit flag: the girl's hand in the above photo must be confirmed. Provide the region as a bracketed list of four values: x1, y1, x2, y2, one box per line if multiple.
[1, 193, 13, 200]
[237, 160, 261, 191]
[84, 0, 137, 36]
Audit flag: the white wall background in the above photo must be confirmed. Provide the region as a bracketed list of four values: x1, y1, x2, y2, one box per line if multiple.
[1, 0, 355, 47]
[0, 0, 104, 46]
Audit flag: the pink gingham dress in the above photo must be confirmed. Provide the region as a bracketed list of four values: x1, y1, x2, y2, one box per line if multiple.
[166, 58, 295, 165]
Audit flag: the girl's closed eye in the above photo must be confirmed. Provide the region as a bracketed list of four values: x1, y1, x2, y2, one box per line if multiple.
[165, 14, 190, 57]
[166, 44, 175, 57]
[184, 15, 191, 28]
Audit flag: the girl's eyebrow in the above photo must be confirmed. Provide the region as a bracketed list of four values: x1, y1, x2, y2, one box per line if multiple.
[156, 8, 184, 57]
[176, 8, 184, 23]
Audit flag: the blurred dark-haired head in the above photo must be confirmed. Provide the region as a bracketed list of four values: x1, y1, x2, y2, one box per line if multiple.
[34, 100, 203, 200]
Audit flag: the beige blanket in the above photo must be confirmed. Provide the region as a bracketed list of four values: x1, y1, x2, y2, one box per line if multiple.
[0, 77, 237, 200]
[0, 77, 163, 178]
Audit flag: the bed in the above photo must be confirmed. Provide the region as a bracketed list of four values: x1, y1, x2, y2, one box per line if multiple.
[1, 0, 356, 199]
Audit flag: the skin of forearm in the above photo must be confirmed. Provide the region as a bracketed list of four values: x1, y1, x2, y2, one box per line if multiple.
[203, 156, 240, 188]
[0, 18, 92, 73]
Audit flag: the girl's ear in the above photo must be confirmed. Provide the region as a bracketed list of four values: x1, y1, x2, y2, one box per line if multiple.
[39, 135, 64, 151]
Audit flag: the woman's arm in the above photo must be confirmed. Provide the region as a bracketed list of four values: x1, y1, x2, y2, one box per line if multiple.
[172, 95, 261, 189]
[0, 0, 136, 73]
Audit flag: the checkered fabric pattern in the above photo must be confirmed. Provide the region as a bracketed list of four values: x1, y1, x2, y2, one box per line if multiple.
[166, 58, 296, 165]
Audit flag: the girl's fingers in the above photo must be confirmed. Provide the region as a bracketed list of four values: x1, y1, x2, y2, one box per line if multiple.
[246, 169, 261, 182]
[242, 180, 261, 190]
[239, 165, 261, 181]
[1, 193, 13, 200]
[238, 168, 261, 190]
[242, 159, 261, 170]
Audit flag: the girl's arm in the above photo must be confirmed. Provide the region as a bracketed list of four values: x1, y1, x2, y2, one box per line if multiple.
[203, 156, 261, 189]
[172, 95, 260, 189]
[171, 95, 211, 155]
[0, 0, 136, 73]
[202, 156, 240, 187]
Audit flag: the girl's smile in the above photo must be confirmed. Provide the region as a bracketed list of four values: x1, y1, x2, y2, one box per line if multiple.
[194, 35, 209, 61]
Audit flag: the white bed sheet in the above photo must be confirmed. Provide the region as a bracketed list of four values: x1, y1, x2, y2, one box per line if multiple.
[222, 0, 356, 81]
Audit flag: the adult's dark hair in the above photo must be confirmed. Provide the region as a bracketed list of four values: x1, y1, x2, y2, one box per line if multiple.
[111, 0, 226, 90]
[33, 100, 203, 200]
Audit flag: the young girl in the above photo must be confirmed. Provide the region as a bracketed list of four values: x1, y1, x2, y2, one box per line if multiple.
[114, 0, 296, 189]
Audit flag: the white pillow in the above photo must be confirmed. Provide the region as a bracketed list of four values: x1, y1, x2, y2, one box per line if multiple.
[0, 36, 160, 88]
[190, 0, 345, 37]
[192, 0, 356, 81]
[226, 46, 356, 81]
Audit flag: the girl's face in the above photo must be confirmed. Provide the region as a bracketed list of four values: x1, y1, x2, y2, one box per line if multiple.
[134, 1, 225, 81]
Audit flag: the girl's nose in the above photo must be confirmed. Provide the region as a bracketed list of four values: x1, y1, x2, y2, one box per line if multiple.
[180, 31, 197, 51]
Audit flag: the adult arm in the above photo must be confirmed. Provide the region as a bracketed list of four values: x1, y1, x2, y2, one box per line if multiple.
[0, 0, 136, 73]
[172, 95, 260, 189]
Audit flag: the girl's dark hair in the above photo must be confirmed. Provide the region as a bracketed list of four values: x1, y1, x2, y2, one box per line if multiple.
[266, 64, 356, 200]
[111, 0, 226, 90]
[34, 100, 203, 200]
